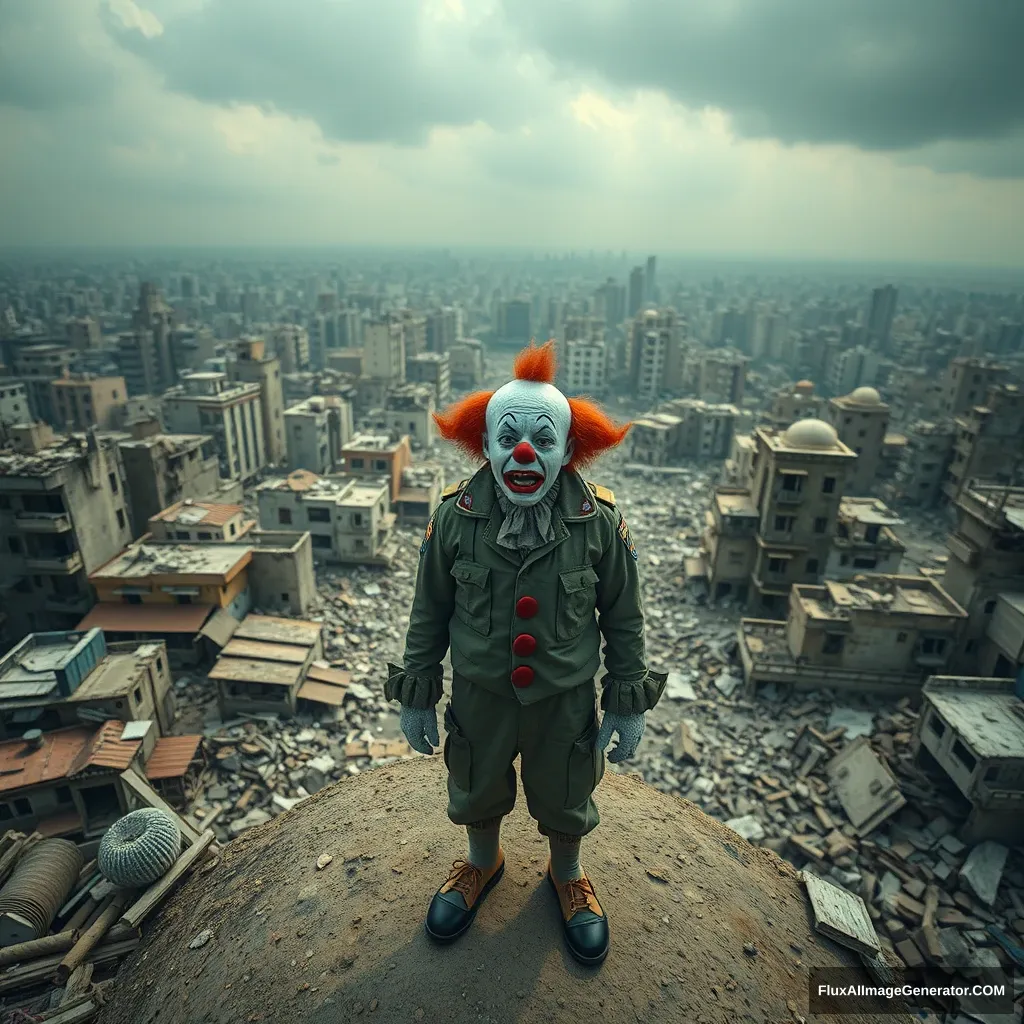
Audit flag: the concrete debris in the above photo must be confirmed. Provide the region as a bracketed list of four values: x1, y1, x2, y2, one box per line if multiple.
[188, 929, 213, 950]
[959, 843, 1009, 908]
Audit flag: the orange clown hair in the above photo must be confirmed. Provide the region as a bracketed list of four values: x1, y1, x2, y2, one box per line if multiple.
[432, 339, 630, 472]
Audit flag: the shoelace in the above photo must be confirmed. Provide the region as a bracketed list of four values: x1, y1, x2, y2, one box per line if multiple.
[563, 876, 599, 916]
[445, 860, 482, 902]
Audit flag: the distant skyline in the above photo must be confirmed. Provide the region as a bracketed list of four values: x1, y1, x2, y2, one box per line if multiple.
[1, 1, 1023, 266]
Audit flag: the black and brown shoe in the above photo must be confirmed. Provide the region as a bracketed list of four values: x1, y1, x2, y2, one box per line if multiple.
[547, 862, 610, 966]
[425, 851, 505, 944]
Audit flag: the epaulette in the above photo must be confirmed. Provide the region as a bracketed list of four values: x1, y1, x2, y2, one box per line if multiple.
[587, 481, 616, 506]
[441, 479, 468, 501]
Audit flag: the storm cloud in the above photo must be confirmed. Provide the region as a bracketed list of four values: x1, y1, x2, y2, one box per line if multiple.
[499, 0, 1024, 175]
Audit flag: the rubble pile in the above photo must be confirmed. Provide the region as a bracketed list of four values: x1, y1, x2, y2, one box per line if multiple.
[0, 791, 217, 1022]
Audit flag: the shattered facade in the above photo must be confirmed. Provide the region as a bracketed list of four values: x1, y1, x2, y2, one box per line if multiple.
[827, 387, 891, 495]
[284, 394, 353, 474]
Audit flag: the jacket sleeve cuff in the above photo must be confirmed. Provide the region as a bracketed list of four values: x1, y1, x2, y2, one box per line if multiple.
[384, 663, 443, 709]
[599, 671, 668, 715]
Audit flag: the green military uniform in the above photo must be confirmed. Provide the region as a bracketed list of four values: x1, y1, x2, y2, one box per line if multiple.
[386, 464, 666, 837]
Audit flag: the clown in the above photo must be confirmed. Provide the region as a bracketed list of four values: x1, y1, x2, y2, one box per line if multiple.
[385, 340, 666, 966]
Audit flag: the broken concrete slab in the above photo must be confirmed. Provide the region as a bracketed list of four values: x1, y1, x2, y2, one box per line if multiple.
[959, 842, 1009, 907]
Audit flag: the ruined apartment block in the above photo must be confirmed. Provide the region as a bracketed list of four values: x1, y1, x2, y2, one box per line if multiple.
[826, 497, 906, 579]
[695, 348, 747, 406]
[448, 338, 485, 389]
[396, 462, 444, 527]
[256, 471, 398, 566]
[366, 384, 436, 448]
[915, 675, 1024, 845]
[738, 575, 967, 697]
[51, 374, 127, 432]
[941, 483, 1024, 673]
[827, 386, 890, 495]
[890, 420, 956, 507]
[233, 335, 287, 466]
[117, 430, 221, 538]
[0, 424, 133, 645]
[941, 383, 1024, 504]
[0, 628, 175, 740]
[284, 395, 353, 474]
[80, 542, 254, 666]
[340, 432, 412, 504]
[630, 400, 738, 466]
[628, 308, 684, 401]
[762, 380, 824, 431]
[701, 419, 857, 613]
[938, 355, 1009, 419]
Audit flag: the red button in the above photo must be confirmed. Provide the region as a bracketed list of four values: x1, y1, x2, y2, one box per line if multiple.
[511, 666, 534, 688]
[513, 633, 536, 656]
[516, 596, 538, 618]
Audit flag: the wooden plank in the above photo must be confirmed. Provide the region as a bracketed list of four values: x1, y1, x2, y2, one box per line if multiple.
[802, 871, 881, 957]
[0, 930, 78, 968]
[119, 768, 201, 843]
[0, 937, 138, 994]
[120, 829, 215, 930]
[56, 891, 132, 983]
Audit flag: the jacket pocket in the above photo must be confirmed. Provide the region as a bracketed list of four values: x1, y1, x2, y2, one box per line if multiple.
[450, 559, 492, 637]
[556, 566, 599, 640]
[565, 715, 604, 809]
[443, 703, 473, 793]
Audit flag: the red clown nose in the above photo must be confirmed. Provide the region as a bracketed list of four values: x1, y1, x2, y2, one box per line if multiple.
[512, 441, 536, 464]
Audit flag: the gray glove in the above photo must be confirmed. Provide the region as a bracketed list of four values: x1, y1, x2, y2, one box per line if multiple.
[400, 704, 439, 755]
[595, 711, 645, 764]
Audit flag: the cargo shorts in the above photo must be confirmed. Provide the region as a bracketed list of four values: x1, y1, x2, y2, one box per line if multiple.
[442, 672, 605, 837]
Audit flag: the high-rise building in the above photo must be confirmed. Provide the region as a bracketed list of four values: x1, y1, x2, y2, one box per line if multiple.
[162, 372, 267, 483]
[645, 255, 657, 304]
[51, 375, 127, 431]
[594, 278, 626, 329]
[270, 324, 310, 374]
[425, 308, 458, 354]
[0, 424, 134, 645]
[697, 349, 747, 405]
[496, 300, 532, 344]
[628, 308, 683, 401]
[866, 285, 898, 351]
[66, 317, 101, 351]
[132, 283, 174, 393]
[11, 344, 75, 423]
[628, 266, 646, 317]
[364, 318, 406, 383]
[233, 336, 286, 466]
[828, 346, 879, 396]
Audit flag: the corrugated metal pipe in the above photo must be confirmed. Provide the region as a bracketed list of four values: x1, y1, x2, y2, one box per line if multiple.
[0, 839, 83, 946]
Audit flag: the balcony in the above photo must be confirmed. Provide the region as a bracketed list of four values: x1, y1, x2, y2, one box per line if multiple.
[773, 489, 804, 505]
[15, 512, 72, 533]
[25, 552, 84, 575]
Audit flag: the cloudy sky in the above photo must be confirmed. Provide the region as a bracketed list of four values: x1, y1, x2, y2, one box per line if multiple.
[1, 0, 1023, 264]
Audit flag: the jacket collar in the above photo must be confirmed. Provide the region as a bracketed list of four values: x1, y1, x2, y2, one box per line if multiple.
[452, 465, 599, 522]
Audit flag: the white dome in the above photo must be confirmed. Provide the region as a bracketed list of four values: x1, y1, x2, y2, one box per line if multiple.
[849, 386, 882, 405]
[782, 418, 839, 449]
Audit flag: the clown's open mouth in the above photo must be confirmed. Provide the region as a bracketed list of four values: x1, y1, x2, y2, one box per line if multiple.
[503, 470, 545, 494]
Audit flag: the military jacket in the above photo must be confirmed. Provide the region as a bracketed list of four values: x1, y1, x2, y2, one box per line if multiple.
[385, 464, 667, 714]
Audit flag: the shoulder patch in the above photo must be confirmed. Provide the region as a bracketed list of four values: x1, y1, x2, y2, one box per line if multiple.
[441, 479, 468, 501]
[617, 512, 638, 561]
[587, 481, 616, 507]
[419, 509, 437, 555]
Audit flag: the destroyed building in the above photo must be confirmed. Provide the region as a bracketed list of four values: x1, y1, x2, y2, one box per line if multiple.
[117, 430, 221, 538]
[941, 383, 1024, 505]
[51, 374, 127, 432]
[448, 338, 485, 388]
[627, 307, 684, 401]
[940, 483, 1024, 673]
[630, 399, 738, 465]
[938, 356, 1009, 418]
[283, 395, 352, 474]
[827, 386, 891, 495]
[826, 497, 906, 579]
[243, 530, 317, 617]
[78, 542, 252, 666]
[208, 613, 347, 720]
[395, 462, 444, 526]
[0, 425, 134, 647]
[0, 629, 175, 740]
[915, 675, 1024, 844]
[256, 471, 398, 565]
[339, 432, 412, 503]
[889, 420, 956, 507]
[0, 719, 201, 845]
[738, 575, 967, 696]
[694, 347, 747, 405]
[762, 379, 824, 431]
[366, 384, 436, 448]
[700, 419, 858, 613]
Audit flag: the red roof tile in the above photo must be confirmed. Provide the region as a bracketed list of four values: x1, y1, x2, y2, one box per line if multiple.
[145, 735, 203, 780]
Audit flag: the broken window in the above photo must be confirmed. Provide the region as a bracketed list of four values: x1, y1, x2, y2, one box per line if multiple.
[822, 477, 836, 494]
[311, 534, 332, 549]
[983, 598, 997, 614]
[927, 712, 945, 737]
[278, 508, 293, 525]
[852, 557, 877, 569]
[806, 558, 819, 574]
[779, 473, 803, 492]
[864, 525, 880, 544]
[13, 798, 31, 817]
[823, 633, 845, 655]
[767, 557, 787, 574]
[813, 517, 828, 534]
[921, 636, 946, 655]
[773, 515, 795, 532]
[896, 632, 908, 643]
[983, 765, 999, 783]
[951, 739, 977, 773]
[307, 507, 330, 523]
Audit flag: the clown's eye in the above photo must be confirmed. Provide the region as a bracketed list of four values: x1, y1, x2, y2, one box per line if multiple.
[498, 434, 517, 447]
[535, 435, 555, 449]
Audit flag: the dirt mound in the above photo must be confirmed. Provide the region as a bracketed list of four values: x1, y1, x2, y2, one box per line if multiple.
[100, 757, 912, 1024]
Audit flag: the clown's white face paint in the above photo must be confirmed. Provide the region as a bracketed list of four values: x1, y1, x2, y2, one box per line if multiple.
[483, 380, 573, 507]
